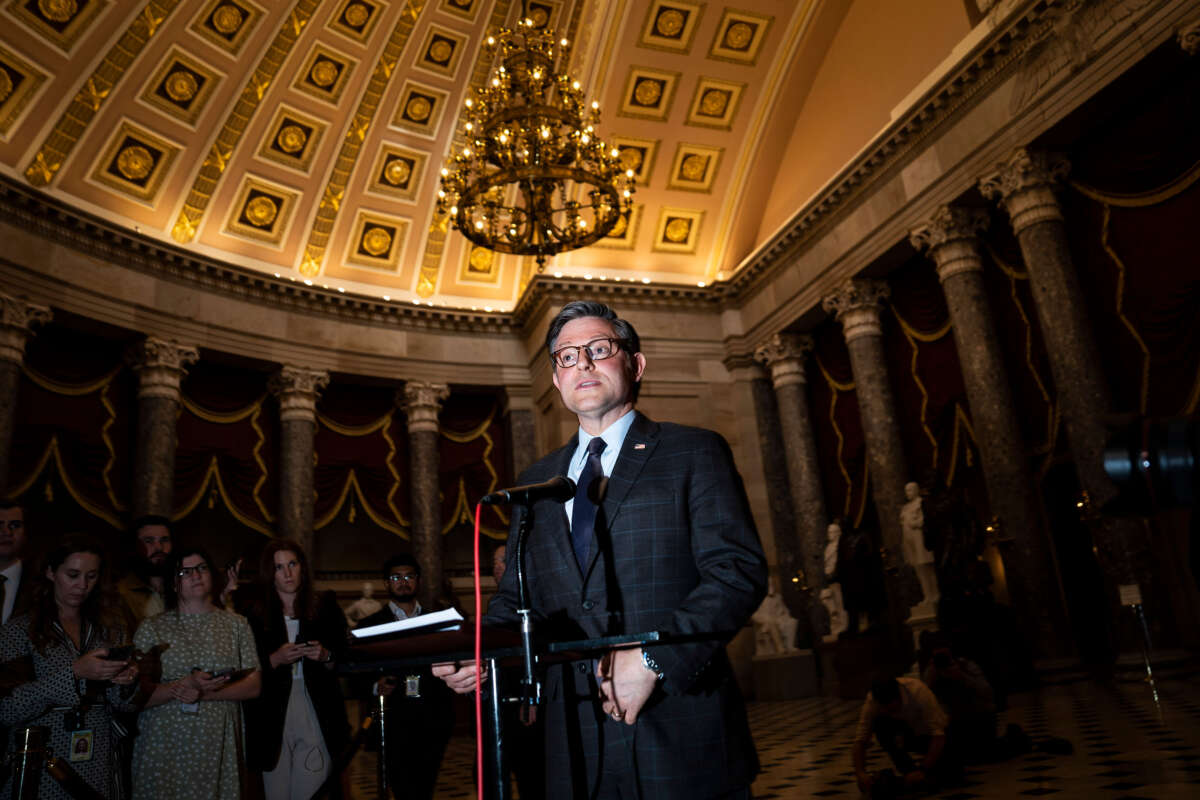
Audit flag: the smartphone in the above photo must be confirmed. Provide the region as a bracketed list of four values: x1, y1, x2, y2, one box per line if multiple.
[103, 645, 133, 661]
[210, 668, 234, 679]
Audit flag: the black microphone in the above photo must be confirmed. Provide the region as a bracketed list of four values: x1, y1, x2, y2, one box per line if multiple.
[480, 476, 575, 505]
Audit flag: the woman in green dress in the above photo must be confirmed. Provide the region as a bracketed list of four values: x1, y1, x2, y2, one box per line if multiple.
[132, 546, 261, 799]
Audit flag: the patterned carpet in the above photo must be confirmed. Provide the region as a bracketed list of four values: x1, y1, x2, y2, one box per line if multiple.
[348, 675, 1200, 799]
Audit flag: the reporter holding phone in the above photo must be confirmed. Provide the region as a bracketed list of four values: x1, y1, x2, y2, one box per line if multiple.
[132, 546, 261, 799]
[0, 534, 138, 799]
[243, 540, 348, 800]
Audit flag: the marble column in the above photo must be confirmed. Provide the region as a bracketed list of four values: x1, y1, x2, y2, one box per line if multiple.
[269, 366, 329, 559]
[401, 381, 450, 609]
[502, 386, 538, 482]
[910, 205, 1068, 654]
[754, 334, 829, 633]
[0, 294, 51, 493]
[822, 280, 911, 618]
[979, 149, 1150, 587]
[128, 338, 199, 519]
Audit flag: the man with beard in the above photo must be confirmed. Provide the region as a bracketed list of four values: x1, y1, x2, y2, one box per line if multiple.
[357, 554, 455, 800]
[117, 515, 173, 623]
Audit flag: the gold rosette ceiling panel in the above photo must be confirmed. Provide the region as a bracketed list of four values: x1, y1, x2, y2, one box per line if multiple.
[437, 6, 635, 269]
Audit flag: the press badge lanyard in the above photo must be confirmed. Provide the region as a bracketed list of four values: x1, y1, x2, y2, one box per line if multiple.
[51, 620, 97, 762]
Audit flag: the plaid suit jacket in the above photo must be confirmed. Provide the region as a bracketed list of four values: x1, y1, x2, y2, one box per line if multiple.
[487, 412, 767, 800]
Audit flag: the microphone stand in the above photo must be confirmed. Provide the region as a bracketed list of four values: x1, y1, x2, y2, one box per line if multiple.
[513, 505, 540, 712]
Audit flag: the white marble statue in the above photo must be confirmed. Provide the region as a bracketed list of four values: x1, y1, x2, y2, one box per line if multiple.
[900, 481, 939, 616]
[752, 575, 799, 655]
[822, 522, 848, 639]
[344, 581, 383, 625]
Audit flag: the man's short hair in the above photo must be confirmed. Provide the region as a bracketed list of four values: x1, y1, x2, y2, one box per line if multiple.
[382, 553, 420, 580]
[870, 677, 901, 705]
[0, 500, 22, 513]
[131, 515, 172, 535]
[544, 301, 641, 364]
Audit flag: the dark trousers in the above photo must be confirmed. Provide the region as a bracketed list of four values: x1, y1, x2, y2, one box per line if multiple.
[384, 705, 453, 800]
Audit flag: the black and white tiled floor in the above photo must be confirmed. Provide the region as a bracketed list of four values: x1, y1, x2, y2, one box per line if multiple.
[349, 676, 1200, 798]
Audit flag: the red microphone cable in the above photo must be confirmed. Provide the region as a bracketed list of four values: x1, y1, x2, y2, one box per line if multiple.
[473, 501, 484, 800]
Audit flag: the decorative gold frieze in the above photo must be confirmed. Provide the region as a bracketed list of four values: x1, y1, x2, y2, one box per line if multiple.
[298, 2, 425, 278]
[438, 0, 480, 23]
[24, 0, 182, 187]
[140, 47, 222, 126]
[685, 77, 744, 130]
[609, 136, 657, 187]
[257, 105, 326, 173]
[189, 0, 264, 55]
[667, 143, 721, 192]
[413, 24, 467, 78]
[391, 80, 447, 136]
[294, 45, 356, 105]
[618, 66, 679, 121]
[638, 0, 703, 54]
[225, 176, 298, 245]
[328, 0, 385, 43]
[595, 204, 641, 250]
[368, 144, 427, 201]
[708, 8, 772, 65]
[458, 244, 499, 284]
[0, 46, 47, 138]
[652, 207, 703, 253]
[345, 211, 410, 271]
[90, 120, 180, 203]
[172, 0, 319, 243]
[6, 0, 109, 53]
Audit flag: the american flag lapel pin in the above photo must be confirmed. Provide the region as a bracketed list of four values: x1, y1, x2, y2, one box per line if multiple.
[633, 443, 646, 450]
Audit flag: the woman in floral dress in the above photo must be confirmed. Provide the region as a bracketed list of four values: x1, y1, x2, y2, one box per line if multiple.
[0, 534, 139, 799]
[132, 546, 260, 799]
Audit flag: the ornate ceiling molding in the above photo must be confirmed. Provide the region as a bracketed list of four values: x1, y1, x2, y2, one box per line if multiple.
[172, 1, 321, 243]
[716, 0, 1092, 300]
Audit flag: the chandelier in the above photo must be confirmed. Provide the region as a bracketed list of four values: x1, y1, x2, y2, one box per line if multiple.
[437, 13, 635, 268]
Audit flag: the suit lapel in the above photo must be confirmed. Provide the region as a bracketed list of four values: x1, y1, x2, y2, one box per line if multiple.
[542, 437, 581, 582]
[582, 412, 660, 581]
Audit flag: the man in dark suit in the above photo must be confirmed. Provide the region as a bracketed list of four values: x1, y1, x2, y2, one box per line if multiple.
[358, 554, 455, 800]
[0, 500, 34, 624]
[436, 301, 767, 799]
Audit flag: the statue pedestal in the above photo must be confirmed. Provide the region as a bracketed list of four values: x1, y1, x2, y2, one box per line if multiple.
[752, 649, 818, 701]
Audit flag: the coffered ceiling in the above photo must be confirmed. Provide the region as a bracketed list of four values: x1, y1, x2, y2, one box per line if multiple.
[0, 0, 969, 311]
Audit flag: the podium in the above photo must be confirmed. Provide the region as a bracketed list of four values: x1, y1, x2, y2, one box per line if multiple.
[341, 625, 662, 800]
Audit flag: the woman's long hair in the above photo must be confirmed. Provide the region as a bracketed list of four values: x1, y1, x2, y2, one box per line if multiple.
[29, 534, 129, 653]
[163, 546, 222, 612]
[252, 539, 317, 622]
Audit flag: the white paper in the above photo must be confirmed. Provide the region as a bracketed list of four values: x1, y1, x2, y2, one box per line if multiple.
[350, 607, 464, 638]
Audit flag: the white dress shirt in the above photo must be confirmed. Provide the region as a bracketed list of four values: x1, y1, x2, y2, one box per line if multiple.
[564, 409, 636, 526]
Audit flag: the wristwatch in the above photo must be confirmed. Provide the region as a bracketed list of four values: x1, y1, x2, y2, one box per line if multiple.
[641, 649, 664, 681]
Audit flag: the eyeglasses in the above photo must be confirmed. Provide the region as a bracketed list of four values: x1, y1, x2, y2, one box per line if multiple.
[387, 574, 418, 583]
[2, 520, 22, 532]
[177, 564, 210, 578]
[551, 337, 625, 369]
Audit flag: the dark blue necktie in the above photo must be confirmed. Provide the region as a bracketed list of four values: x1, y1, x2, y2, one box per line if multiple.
[571, 437, 607, 570]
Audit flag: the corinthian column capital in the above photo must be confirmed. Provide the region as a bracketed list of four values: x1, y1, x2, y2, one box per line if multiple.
[909, 206, 989, 282]
[822, 279, 890, 342]
[754, 333, 813, 389]
[400, 381, 450, 433]
[1179, 18, 1200, 56]
[269, 366, 330, 422]
[0, 294, 52, 365]
[127, 337, 199, 400]
[979, 148, 1070, 233]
